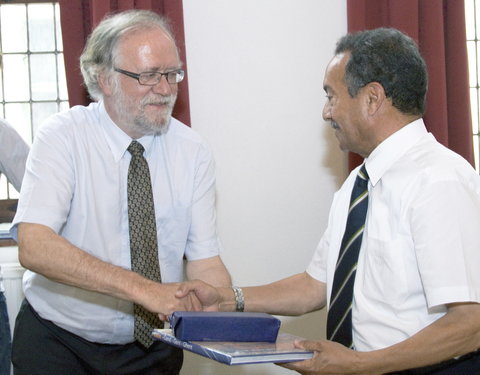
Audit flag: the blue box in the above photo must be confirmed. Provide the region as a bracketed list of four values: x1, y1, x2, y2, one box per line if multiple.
[170, 311, 281, 342]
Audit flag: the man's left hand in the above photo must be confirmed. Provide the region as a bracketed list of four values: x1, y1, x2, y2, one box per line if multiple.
[279, 339, 375, 375]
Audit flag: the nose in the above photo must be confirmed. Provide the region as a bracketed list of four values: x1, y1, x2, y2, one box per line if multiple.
[152, 75, 174, 95]
[322, 101, 331, 121]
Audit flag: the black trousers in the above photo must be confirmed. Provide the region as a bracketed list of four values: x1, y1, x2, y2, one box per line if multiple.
[12, 299, 182, 375]
[389, 349, 480, 374]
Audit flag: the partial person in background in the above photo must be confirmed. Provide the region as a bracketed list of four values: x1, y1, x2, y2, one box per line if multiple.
[180, 28, 480, 374]
[10, 9, 230, 375]
[0, 117, 29, 375]
[0, 119, 30, 193]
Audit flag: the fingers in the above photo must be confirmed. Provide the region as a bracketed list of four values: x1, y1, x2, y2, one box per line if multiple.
[175, 280, 203, 298]
[146, 280, 220, 319]
[158, 313, 168, 322]
[172, 291, 199, 311]
[204, 304, 219, 312]
[188, 291, 203, 311]
[175, 280, 221, 311]
[276, 359, 313, 374]
[294, 339, 325, 351]
[175, 282, 191, 298]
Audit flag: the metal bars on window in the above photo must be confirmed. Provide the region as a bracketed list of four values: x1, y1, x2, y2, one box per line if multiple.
[466, 0, 480, 172]
[0, 1, 68, 198]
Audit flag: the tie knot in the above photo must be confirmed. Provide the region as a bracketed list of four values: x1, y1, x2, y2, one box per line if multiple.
[128, 140, 145, 157]
[358, 164, 369, 181]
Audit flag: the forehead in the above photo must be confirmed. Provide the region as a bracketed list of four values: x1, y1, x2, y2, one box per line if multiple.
[323, 52, 349, 92]
[115, 27, 179, 68]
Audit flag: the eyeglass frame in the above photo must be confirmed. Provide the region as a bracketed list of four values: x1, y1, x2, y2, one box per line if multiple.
[113, 67, 185, 85]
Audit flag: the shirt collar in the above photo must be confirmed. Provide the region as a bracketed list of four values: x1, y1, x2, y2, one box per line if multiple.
[98, 101, 156, 162]
[365, 118, 428, 186]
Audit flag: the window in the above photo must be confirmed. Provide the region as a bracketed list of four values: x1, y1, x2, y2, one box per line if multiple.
[0, 1, 68, 199]
[466, 0, 480, 172]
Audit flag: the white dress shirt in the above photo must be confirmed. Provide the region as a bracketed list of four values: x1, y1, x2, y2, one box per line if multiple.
[0, 118, 29, 192]
[11, 101, 222, 344]
[0, 118, 29, 292]
[307, 119, 480, 351]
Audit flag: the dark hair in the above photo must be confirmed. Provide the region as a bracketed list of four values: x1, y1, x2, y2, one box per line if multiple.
[335, 28, 427, 116]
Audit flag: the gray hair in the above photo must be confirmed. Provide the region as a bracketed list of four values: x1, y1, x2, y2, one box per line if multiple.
[80, 9, 178, 101]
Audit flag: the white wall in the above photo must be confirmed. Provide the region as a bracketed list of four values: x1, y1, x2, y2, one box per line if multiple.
[182, 1, 348, 374]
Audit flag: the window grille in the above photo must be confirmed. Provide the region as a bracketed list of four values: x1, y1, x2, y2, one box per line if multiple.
[0, 1, 68, 198]
[466, 0, 480, 172]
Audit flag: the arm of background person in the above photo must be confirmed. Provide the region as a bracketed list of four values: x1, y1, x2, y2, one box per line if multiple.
[0, 119, 30, 192]
[18, 222, 202, 316]
[282, 302, 480, 375]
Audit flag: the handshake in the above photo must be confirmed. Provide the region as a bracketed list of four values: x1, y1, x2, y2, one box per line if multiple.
[142, 280, 236, 321]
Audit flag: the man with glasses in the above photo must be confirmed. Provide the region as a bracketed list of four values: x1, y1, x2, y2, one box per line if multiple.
[10, 10, 230, 375]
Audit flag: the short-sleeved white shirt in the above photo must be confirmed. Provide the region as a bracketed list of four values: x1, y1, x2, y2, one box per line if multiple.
[11, 101, 222, 344]
[307, 119, 480, 351]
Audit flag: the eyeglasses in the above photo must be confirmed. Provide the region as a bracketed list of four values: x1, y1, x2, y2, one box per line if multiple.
[114, 67, 185, 85]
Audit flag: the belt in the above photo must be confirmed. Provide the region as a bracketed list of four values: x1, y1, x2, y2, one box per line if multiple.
[389, 349, 480, 374]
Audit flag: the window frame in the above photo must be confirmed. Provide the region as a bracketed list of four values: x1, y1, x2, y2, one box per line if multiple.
[0, 0, 68, 199]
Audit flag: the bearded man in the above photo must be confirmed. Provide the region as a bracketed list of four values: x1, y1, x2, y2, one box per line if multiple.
[10, 10, 230, 375]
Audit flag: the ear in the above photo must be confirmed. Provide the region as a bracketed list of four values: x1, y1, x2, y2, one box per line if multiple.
[98, 71, 115, 97]
[363, 82, 386, 116]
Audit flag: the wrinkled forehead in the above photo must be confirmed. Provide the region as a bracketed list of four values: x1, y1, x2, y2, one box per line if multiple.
[114, 26, 180, 64]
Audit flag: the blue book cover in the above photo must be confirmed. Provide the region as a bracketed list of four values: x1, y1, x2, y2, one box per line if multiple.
[152, 329, 314, 366]
[170, 311, 281, 342]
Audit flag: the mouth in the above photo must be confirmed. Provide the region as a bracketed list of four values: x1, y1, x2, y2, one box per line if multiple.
[145, 101, 170, 109]
[142, 95, 175, 110]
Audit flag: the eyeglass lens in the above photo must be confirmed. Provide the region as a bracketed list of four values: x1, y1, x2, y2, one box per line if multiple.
[139, 71, 183, 85]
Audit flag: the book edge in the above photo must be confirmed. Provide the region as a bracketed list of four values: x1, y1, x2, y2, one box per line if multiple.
[152, 329, 313, 366]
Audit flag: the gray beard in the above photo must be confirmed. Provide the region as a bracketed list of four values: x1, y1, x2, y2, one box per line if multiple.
[131, 104, 174, 136]
[113, 85, 177, 136]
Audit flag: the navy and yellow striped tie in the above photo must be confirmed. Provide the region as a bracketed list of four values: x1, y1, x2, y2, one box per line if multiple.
[327, 163, 369, 348]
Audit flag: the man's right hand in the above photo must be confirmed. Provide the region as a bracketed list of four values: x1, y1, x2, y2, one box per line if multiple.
[175, 280, 223, 312]
[136, 280, 206, 322]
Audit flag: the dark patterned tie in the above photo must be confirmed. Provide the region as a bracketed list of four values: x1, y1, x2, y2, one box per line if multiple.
[327, 164, 369, 348]
[127, 140, 162, 348]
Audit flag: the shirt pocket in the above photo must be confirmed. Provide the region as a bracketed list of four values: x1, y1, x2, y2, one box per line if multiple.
[360, 237, 410, 306]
